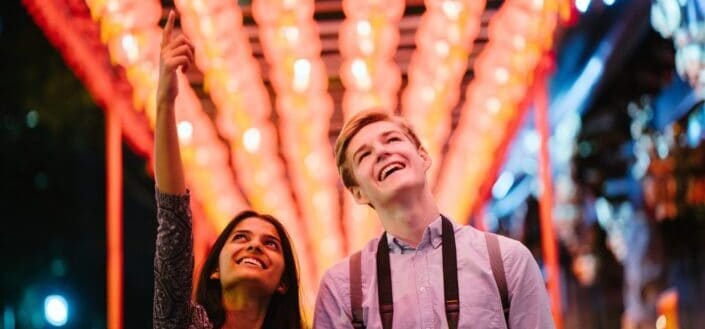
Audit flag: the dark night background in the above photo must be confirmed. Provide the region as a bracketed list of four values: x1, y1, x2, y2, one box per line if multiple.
[1, 1, 155, 326]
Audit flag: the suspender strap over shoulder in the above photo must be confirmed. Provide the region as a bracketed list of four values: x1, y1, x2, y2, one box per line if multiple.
[376, 233, 394, 329]
[350, 251, 365, 329]
[441, 217, 460, 329]
[485, 232, 510, 327]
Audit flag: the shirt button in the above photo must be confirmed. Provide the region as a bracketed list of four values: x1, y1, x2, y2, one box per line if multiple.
[419, 287, 426, 292]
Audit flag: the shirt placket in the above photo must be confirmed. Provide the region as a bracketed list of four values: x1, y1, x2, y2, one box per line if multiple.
[414, 246, 436, 329]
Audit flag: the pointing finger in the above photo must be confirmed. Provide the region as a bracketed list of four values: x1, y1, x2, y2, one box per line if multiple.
[161, 10, 176, 46]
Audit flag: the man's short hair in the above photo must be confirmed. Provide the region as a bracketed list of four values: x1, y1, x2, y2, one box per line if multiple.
[334, 109, 424, 190]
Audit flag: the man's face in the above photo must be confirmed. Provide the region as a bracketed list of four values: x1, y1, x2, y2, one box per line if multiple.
[345, 120, 431, 207]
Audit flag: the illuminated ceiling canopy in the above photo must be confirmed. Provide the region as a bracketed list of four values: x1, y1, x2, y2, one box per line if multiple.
[24, 0, 567, 307]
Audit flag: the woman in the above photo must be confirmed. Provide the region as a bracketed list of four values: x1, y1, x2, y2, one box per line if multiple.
[153, 11, 303, 329]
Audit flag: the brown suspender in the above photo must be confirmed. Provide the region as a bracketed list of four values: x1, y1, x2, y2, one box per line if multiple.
[349, 253, 365, 327]
[376, 232, 394, 329]
[349, 251, 365, 329]
[441, 216, 460, 329]
[485, 232, 511, 326]
[349, 219, 510, 329]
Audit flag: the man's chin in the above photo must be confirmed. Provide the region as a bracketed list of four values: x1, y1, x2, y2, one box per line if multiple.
[376, 181, 423, 201]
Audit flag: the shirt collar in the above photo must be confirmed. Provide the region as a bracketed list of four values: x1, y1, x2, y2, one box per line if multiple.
[385, 215, 445, 253]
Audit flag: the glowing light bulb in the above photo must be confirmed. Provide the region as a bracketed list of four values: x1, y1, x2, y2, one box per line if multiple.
[292, 58, 312, 92]
[243, 127, 261, 153]
[351, 59, 372, 90]
[121, 34, 138, 62]
[356, 20, 372, 36]
[494, 67, 509, 84]
[44, 295, 68, 327]
[177, 121, 194, 144]
[441, 0, 463, 20]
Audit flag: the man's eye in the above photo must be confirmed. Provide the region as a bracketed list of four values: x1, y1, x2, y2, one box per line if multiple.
[358, 152, 370, 163]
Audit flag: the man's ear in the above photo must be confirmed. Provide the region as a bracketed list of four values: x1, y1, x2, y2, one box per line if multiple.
[419, 147, 432, 171]
[210, 269, 220, 280]
[350, 185, 370, 205]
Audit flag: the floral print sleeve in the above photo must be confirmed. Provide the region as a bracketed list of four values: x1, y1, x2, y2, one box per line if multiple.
[153, 188, 212, 329]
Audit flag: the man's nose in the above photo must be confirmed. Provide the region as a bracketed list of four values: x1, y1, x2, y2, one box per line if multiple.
[373, 144, 391, 161]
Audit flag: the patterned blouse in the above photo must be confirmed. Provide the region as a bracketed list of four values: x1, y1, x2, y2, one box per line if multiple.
[154, 189, 213, 329]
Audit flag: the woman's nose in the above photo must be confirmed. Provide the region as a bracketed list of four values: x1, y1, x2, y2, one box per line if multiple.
[246, 242, 262, 252]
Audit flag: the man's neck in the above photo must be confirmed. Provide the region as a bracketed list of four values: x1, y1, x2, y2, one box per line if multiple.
[221, 288, 270, 329]
[375, 188, 440, 247]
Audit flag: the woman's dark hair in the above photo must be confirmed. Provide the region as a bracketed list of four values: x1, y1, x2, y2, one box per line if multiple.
[195, 210, 303, 329]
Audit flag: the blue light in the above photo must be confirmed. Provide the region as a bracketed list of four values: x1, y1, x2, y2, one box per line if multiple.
[3, 304, 15, 329]
[492, 171, 515, 199]
[553, 56, 605, 117]
[603, 0, 615, 6]
[595, 197, 613, 229]
[26, 110, 39, 128]
[687, 117, 701, 147]
[687, 106, 704, 147]
[43, 295, 68, 327]
[576, 0, 591, 13]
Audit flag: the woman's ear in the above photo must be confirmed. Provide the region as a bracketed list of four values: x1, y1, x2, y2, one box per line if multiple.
[276, 282, 288, 294]
[210, 269, 220, 280]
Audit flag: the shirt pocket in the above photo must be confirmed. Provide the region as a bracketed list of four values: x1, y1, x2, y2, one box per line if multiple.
[458, 272, 506, 328]
[459, 306, 505, 329]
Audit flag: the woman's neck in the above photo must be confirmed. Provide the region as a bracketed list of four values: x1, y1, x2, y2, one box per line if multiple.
[220, 289, 270, 329]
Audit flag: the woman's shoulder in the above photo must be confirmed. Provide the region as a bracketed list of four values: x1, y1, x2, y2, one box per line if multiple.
[189, 303, 214, 329]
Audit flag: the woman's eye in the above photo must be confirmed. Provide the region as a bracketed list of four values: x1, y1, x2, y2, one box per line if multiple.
[389, 136, 401, 142]
[232, 233, 246, 241]
[265, 240, 279, 249]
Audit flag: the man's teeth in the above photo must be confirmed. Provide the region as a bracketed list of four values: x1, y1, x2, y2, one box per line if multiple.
[380, 163, 403, 181]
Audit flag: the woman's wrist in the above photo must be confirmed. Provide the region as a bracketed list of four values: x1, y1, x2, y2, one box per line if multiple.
[156, 96, 175, 113]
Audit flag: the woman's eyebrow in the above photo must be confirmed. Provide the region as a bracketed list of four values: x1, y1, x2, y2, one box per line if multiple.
[262, 234, 281, 243]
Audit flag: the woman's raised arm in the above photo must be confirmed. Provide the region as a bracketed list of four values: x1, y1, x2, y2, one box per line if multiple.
[154, 10, 194, 194]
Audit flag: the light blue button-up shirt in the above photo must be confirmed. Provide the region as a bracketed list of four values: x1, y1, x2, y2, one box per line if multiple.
[313, 217, 555, 329]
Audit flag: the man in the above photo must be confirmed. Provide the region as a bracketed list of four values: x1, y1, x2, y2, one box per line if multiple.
[313, 110, 555, 328]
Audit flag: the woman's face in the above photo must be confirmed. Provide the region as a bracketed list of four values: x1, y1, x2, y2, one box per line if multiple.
[216, 217, 287, 295]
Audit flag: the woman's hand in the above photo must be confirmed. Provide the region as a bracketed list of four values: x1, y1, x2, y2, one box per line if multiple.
[156, 10, 195, 108]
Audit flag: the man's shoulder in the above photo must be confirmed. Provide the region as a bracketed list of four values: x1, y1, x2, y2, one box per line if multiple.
[488, 230, 525, 253]
[321, 235, 381, 283]
[457, 225, 530, 259]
